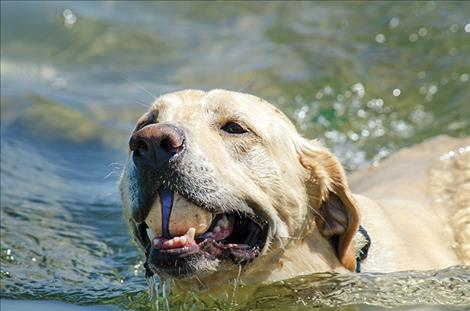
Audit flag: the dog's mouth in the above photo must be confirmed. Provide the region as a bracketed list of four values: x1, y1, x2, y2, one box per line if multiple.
[136, 188, 269, 278]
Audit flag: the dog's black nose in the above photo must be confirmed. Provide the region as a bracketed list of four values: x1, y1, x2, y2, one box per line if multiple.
[130, 124, 184, 168]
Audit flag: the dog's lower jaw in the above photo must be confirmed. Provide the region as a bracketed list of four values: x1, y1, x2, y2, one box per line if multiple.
[148, 218, 309, 293]
[168, 233, 347, 294]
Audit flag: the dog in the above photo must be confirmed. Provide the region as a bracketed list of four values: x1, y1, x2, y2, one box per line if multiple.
[119, 89, 469, 292]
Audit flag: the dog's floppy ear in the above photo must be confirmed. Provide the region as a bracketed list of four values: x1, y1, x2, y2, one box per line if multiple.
[296, 138, 360, 271]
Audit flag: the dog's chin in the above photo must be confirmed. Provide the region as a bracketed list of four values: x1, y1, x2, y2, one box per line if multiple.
[147, 249, 220, 279]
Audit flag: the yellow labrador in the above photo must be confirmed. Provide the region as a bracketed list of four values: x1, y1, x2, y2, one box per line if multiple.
[119, 89, 469, 291]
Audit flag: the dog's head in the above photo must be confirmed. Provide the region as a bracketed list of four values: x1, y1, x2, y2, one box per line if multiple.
[120, 89, 359, 286]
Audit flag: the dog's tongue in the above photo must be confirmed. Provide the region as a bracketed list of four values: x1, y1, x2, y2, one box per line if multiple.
[159, 189, 173, 238]
[145, 190, 213, 238]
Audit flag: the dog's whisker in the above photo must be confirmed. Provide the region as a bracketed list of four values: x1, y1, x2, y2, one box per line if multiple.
[125, 77, 157, 99]
[107, 162, 123, 168]
[134, 101, 152, 108]
[238, 78, 255, 93]
[194, 275, 205, 288]
[103, 171, 119, 180]
[231, 264, 243, 307]
[282, 236, 304, 240]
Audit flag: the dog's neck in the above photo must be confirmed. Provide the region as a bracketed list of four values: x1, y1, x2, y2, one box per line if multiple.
[239, 228, 351, 284]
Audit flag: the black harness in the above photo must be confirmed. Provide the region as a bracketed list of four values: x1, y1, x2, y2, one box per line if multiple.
[355, 225, 372, 273]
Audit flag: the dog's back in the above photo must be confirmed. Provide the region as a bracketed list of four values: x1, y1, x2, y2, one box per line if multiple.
[349, 136, 470, 271]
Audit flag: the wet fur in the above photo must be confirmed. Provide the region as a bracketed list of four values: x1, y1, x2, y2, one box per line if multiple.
[120, 89, 469, 291]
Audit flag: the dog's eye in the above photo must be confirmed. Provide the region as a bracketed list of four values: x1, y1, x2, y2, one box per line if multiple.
[221, 121, 247, 134]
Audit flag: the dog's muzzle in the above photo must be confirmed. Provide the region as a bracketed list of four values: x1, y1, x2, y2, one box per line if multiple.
[127, 123, 269, 278]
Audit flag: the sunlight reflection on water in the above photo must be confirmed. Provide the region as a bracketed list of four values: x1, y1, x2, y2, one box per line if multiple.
[1, 1, 469, 310]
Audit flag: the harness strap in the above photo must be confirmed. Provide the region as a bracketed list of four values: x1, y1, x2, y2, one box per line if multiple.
[355, 225, 371, 273]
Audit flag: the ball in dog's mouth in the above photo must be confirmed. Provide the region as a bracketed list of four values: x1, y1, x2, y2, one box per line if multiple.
[138, 189, 269, 278]
[144, 189, 214, 240]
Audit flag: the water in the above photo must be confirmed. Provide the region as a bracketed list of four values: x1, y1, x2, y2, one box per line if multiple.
[1, 1, 469, 310]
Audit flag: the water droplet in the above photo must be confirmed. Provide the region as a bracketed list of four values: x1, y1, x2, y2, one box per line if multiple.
[348, 132, 359, 141]
[323, 85, 333, 95]
[449, 24, 459, 33]
[333, 102, 344, 116]
[351, 83, 365, 97]
[411, 106, 431, 124]
[367, 98, 384, 109]
[374, 128, 385, 137]
[465, 23, 470, 33]
[297, 105, 309, 120]
[389, 17, 400, 29]
[418, 71, 426, 79]
[418, 27, 428, 37]
[375, 33, 386, 43]
[391, 120, 412, 137]
[392, 88, 401, 97]
[63, 9, 77, 28]
[357, 109, 368, 118]
[428, 84, 438, 94]
[460, 73, 469, 82]
[409, 33, 418, 42]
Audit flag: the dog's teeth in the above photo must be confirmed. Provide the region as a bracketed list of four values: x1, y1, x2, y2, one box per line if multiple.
[214, 226, 221, 233]
[221, 215, 229, 228]
[185, 227, 196, 240]
[167, 240, 174, 247]
[216, 215, 227, 229]
[180, 236, 187, 244]
[146, 228, 156, 240]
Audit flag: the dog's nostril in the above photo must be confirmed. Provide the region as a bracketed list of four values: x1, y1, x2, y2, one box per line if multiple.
[129, 134, 149, 156]
[134, 140, 149, 157]
[160, 136, 183, 155]
[160, 137, 172, 153]
[130, 123, 185, 166]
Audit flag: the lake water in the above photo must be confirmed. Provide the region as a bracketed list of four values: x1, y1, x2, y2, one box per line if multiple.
[1, 1, 469, 310]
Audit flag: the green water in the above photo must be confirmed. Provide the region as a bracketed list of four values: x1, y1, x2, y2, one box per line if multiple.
[1, 1, 469, 310]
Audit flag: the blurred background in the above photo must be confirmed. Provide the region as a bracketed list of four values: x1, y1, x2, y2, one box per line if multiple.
[1, 1, 469, 310]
